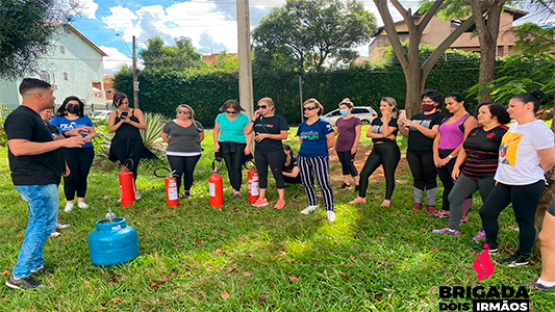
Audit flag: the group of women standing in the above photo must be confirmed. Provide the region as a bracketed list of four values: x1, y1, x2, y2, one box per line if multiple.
[43, 89, 555, 290]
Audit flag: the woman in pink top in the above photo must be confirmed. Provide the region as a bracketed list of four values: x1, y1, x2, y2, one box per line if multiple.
[432, 93, 477, 219]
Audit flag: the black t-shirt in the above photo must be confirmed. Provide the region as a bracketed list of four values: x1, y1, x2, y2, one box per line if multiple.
[46, 123, 59, 137]
[283, 155, 298, 172]
[462, 125, 508, 180]
[4, 106, 65, 185]
[406, 111, 447, 155]
[371, 117, 399, 143]
[253, 115, 289, 152]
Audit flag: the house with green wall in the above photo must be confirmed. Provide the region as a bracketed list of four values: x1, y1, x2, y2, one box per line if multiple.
[0, 23, 107, 113]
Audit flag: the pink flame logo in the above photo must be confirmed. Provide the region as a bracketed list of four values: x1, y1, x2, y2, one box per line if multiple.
[473, 244, 495, 281]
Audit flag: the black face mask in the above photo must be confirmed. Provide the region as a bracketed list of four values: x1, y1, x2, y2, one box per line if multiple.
[67, 106, 79, 114]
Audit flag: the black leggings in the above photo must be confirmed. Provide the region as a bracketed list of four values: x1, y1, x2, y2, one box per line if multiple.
[337, 151, 358, 177]
[359, 142, 400, 199]
[167, 155, 201, 192]
[407, 153, 437, 190]
[254, 150, 285, 189]
[222, 143, 246, 191]
[62, 147, 94, 201]
[480, 180, 545, 256]
[436, 149, 456, 212]
[112, 137, 143, 181]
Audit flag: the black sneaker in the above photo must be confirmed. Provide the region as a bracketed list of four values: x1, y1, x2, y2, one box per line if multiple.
[5, 275, 47, 290]
[496, 253, 530, 267]
[524, 278, 555, 291]
[338, 183, 351, 190]
[474, 244, 498, 255]
[31, 267, 54, 276]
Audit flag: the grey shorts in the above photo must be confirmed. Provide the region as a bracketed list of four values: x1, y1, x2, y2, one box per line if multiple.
[549, 197, 555, 217]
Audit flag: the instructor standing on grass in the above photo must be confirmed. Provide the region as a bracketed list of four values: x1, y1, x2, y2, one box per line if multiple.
[4, 78, 85, 290]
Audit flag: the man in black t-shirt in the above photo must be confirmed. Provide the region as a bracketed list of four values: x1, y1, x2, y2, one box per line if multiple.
[4, 78, 85, 291]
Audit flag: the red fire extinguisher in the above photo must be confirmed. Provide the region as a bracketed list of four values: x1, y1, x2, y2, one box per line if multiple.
[155, 167, 179, 207]
[209, 159, 224, 208]
[119, 159, 135, 207]
[245, 161, 259, 204]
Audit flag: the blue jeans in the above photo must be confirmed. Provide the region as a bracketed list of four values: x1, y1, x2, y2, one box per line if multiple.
[12, 184, 58, 279]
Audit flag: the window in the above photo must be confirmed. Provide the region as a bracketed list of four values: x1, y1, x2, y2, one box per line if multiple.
[63, 72, 69, 81]
[352, 108, 369, 114]
[39, 71, 51, 84]
[328, 109, 341, 117]
[60, 46, 65, 54]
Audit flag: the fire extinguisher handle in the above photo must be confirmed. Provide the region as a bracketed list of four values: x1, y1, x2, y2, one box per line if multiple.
[122, 158, 134, 172]
[243, 160, 256, 170]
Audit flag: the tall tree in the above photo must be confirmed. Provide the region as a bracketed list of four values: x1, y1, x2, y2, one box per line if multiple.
[466, 0, 507, 103]
[0, 0, 79, 78]
[373, 0, 475, 117]
[514, 22, 555, 54]
[139, 36, 202, 71]
[252, 0, 377, 73]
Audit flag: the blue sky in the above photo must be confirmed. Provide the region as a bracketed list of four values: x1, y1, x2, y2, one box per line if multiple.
[70, 0, 552, 75]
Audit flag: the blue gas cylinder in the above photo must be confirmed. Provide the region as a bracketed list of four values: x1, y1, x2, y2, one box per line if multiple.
[88, 217, 139, 267]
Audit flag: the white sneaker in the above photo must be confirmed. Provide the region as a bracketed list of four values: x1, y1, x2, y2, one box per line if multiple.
[64, 203, 74, 213]
[50, 231, 61, 237]
[78, 202, 89, 209]
[135, 191, 142, 200]
[326, 211, 336, 222]
[56, 223, 70, 229]
[300, 206, 318, 215]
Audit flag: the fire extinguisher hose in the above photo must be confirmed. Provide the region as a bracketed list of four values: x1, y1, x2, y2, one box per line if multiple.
[212, 159, 224, 173]
[121, 158, 134, 171]
[243, 160, 256, 170]
[154, 167, 177, 178]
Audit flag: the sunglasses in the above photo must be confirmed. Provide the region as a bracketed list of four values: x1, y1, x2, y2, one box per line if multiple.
[303, 106, 318, 111]
[226, 111, 237, 115]
[178, 110, 191, 114]
[257, 105, 268, 109]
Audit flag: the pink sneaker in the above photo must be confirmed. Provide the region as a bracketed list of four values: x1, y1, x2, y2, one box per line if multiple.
[251, 198, 268, 207]
[426, 206, 436, 214]
[432, 227, 460, 236]
[432, 209, 449, 218]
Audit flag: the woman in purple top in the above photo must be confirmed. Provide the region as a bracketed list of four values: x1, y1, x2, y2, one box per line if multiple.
[432, 93, 477, 219]
[334, 98, 361, 190]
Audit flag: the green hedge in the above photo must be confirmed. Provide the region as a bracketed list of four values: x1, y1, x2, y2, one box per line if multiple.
[114, 63, 490, 127]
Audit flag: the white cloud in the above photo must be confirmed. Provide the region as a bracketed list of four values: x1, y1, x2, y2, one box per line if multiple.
[100, 46, 145, 75]
[77, 0, 99, 19]
[102, 6, 138, 32]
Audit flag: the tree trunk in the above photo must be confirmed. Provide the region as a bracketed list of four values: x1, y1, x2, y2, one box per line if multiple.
[478, 46, 496, 103]
[470, 0, 506, 103]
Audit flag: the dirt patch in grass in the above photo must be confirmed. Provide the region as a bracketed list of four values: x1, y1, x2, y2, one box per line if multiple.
[328, 145, 409, 186]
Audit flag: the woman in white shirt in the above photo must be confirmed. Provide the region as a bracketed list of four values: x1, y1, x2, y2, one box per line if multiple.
[479, 90, 555, 268]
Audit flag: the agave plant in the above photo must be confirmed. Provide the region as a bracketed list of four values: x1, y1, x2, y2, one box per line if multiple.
[141, 112, 166, 156]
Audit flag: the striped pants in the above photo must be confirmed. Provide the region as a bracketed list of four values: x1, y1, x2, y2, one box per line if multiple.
[298, 156, 334, 212]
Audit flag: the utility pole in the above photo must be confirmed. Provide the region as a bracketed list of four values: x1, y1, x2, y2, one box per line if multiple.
[236, 0, 253, 119]
[132, 35, 139, 109]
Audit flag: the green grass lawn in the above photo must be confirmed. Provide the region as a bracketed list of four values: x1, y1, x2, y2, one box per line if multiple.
[0, 126, 553, 311]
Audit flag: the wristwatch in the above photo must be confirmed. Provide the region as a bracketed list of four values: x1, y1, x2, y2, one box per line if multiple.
[62, 132, 70, 138]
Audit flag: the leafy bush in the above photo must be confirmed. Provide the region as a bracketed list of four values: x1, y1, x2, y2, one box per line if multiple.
[141, 112, 166, 156]
[114, 50, 542, 126]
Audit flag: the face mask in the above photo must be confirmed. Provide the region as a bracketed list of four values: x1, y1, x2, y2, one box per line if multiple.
[339, 109, 349, 116]
[67, 106, 79, 114]
[422, 104, 436, 112]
